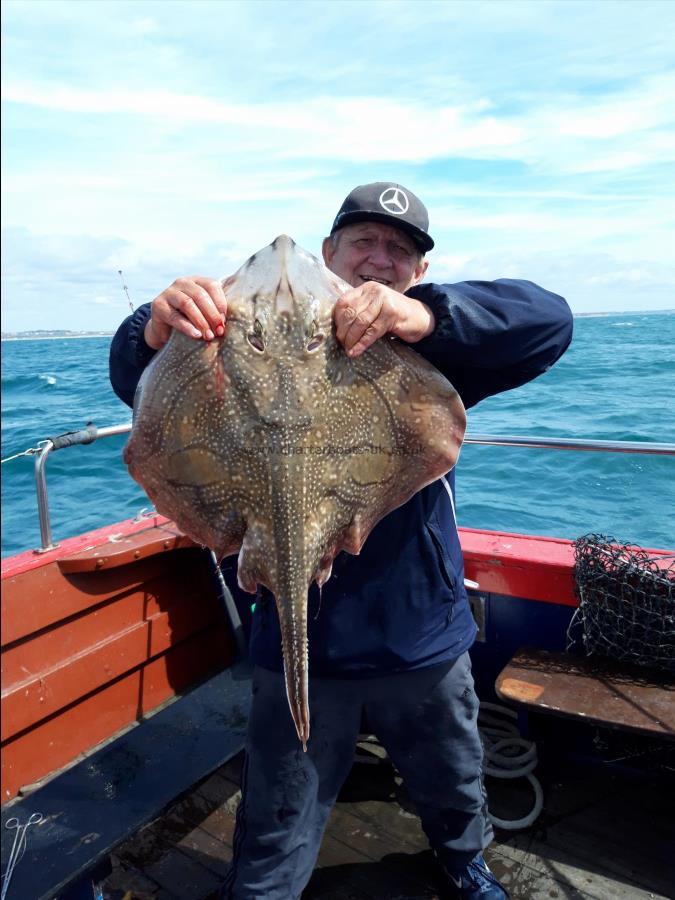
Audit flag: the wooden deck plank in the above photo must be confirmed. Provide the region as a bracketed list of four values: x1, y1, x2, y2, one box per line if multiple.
[98, 747, 674, 900]
[510, 857, 655, 900]
[339, 797, 428, 852]
[493, 759, 674, 900]
[194, 792, 239, 847]
[142, 845, 222, 899]
[103, 855, 162, 899]
[217, 754, 244, 783]
[515, 819, 673, 897]
[322, 805, 416, 862]
[306, 850, 443, 900]
[315, 833, 372, 868]
[175, 824, 231, 877]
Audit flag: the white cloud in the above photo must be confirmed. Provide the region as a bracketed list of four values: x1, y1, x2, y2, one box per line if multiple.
[4, 71, 674, 176]
[427, 249, 675, 312]
[1, 83, 524, 161]
[553, 73, 675, 139]
[128, 16, 159, 36]
[587, 268, 666, 286]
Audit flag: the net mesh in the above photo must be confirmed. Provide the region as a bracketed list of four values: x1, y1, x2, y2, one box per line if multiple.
[567, 534, 675, 673]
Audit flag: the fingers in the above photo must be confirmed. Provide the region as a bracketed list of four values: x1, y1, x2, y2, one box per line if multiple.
[168, 277, 227, 338]
[191, 276, 228, 322]
[147, 276, 228, 349]
[335, 285, 395, 357]
[334, 284, 435, 356]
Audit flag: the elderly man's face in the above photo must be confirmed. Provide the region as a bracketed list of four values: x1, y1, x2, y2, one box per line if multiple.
[322, 222, 428, 293]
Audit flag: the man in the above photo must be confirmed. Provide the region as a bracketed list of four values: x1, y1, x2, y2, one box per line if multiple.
[110, 183, 573, 899]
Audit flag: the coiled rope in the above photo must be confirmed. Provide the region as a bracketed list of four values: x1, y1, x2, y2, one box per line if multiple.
[479, 701, 544, 830]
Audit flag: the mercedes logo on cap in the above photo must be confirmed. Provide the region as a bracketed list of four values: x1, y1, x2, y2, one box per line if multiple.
[379, 187, 409, 216]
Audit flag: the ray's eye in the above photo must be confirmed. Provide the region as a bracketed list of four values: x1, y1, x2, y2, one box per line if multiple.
[247, 319, 265, 352]
[306, 334, 325, 352]
[306, 318, 323, 352]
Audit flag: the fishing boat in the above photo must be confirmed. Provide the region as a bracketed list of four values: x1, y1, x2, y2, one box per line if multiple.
[1, 424, 673, 900]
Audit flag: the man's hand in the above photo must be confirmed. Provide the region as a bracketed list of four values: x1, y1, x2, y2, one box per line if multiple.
[334, 282, 435, 357]
[144, 276, 228, 350]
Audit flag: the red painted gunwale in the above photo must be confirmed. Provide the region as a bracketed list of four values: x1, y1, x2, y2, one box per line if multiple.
[1, 517, 232, 804]
[4, 514, 671, 598]
[1, 512, 176, 579]
[459, 526, 672, 607]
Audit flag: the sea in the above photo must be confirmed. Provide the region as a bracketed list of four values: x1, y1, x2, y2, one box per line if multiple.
[2, 312, 674, 559]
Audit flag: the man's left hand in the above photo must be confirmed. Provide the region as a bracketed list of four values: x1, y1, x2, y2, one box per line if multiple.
[334, 282, 435, 357]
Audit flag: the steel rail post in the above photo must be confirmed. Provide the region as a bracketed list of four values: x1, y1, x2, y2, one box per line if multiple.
[33, 423, 133, 553]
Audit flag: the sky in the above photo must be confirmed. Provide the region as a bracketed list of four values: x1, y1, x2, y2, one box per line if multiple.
[2, 0, 674, 332]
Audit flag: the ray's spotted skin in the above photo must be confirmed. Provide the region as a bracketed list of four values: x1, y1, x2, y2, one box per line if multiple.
[124, 236, 466, 748]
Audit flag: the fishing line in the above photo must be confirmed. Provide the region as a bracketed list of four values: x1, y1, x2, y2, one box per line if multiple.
[117, 269, 135, 313]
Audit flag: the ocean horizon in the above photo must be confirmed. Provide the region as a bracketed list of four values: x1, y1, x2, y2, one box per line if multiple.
[2, 305, 675, 340]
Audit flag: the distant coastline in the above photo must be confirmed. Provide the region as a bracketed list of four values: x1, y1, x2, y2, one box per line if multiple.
[2, 308, 673, 341]
[1, 331, 114, 341]
[573, 309, 674, 318]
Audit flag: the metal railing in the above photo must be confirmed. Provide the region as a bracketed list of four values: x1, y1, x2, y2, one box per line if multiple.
[31, 422, 675, 553]
[33, 423, 134, 552]
[464, 434, 675, 455]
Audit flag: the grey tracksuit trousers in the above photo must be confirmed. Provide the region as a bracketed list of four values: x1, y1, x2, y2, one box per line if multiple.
[221, 651, 491, 899]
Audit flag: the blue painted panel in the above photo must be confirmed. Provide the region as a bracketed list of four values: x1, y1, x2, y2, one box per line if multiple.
[470, 592, 575, 698]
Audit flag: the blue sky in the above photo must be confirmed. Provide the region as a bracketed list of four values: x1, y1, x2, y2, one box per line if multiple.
[2, 0, 674, 331]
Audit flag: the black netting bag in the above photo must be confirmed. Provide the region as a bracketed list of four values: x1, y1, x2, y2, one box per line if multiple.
[568, 534, 675, 673]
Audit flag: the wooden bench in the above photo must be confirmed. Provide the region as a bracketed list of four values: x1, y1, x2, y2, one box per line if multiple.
[495, 647, 675, 739]
[0, 662, 252, 900]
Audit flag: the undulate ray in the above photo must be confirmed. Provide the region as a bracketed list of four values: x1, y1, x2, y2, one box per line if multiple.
[124, 235, 466, 748]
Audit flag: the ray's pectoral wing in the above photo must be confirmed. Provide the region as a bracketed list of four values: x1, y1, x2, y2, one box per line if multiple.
[168, 446, 250, 553]
[386, 340, 467, 472]
[325, 343, 466, 555]
[124, 338, 254, 558]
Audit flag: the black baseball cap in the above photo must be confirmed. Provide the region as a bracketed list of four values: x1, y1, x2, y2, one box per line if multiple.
[330, 182, 434, 252]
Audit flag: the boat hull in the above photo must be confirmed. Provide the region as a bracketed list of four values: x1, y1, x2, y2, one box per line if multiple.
[2, 517, 671, 804]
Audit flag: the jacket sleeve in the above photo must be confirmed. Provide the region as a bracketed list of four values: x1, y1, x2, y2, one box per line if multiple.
[406, 279, 573, 409]
[108, 303, 156, 407]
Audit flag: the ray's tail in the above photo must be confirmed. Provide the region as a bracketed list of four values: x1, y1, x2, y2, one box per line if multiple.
[277, 591, 310, 750]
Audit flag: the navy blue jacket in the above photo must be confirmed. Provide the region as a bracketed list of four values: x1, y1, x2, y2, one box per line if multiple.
[109, 279, 572, 676]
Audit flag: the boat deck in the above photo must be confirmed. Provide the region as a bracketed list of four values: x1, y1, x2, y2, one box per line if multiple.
[100, 735, 674, 900]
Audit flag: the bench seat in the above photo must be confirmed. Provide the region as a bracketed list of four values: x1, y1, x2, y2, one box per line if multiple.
[495, 647, 675, 739]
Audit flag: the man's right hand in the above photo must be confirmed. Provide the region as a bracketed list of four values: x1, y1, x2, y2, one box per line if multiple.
[144, 276, 228, 350]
